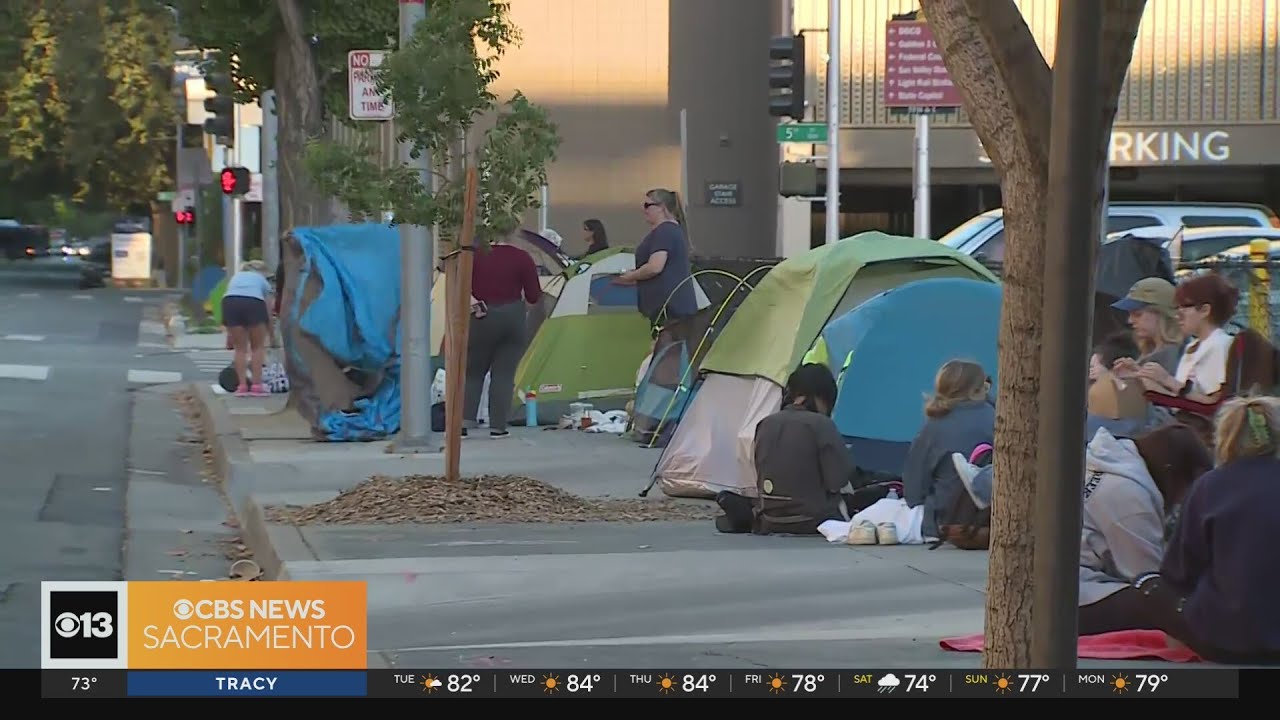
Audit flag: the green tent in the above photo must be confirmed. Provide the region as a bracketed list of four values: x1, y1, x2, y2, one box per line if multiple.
[512, 247, 710, 425]
[650, 232, 998, 499]
[699, 231, 998, 386]
[205, 276, 229, 325]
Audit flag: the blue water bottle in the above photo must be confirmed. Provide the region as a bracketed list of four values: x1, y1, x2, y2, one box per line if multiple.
[525, 390, 538, 427]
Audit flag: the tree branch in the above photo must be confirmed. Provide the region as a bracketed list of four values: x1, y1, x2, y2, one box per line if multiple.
[963, 0, 1052, 164]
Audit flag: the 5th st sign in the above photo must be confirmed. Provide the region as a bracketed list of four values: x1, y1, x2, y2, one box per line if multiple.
[349, 50, 394, 121]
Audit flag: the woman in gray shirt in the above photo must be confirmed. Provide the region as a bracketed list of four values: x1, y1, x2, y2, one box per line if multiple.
[1110, 277, 1184, 377]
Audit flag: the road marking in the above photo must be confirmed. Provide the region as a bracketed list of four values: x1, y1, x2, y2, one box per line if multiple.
[137, 341, 169, 349]
[18, 292, 38, 299]
[138, 320, 166, 335]
[0, 364, 50, 381]
[71, 294, 92, 300]
[127, 369, 184, 384]
[124, 296, 144, 303]
[2, 334, 44, 342]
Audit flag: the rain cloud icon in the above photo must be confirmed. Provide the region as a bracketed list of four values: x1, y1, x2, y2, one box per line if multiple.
[877, 674, 900, 693]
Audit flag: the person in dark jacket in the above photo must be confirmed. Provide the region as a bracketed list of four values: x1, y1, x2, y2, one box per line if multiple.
[1129, 395, 1280, 664]
[714, 364, 881, 535]
[900, 359, 996, 540]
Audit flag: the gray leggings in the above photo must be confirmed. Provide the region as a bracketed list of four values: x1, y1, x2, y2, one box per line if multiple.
[970, 465, 994, 506]
[463, 301, 527, 431]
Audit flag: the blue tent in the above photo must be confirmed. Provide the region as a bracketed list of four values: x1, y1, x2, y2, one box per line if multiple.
[821, 278, 1002, 475]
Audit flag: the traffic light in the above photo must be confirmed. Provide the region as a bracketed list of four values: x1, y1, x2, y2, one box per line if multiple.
[203, 72, 234, 145]
[174, 207, 196, 225]
[220, 166, 250, 196]
[769, 35, 806, 119]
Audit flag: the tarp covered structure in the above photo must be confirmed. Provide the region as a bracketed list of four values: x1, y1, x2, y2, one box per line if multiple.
[825, 278, 1002, 475]
[649, 232, 998, 499]
[512, 247, 712, 424]
[278, 223, 403, 441]
[630, 257, 777, 447]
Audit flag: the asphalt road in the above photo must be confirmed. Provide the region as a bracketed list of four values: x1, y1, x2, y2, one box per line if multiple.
[0, 265, 232, 668]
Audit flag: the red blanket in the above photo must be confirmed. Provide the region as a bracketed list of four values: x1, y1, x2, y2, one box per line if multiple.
[940, 630, 1202, 662]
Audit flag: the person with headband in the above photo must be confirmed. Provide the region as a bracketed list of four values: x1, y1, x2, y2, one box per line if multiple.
[1118, 396, 1280, 663]
[221, 260, 275, 397]
[613, 188, 698, 332]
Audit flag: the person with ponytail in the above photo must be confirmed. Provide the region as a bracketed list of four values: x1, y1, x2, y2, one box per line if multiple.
[613, 188, 699, 330]
[1129, 396, 1280, 663]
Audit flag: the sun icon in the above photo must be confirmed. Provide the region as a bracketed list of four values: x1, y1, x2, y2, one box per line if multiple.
[420, 674, 440, 693]
[543, 674, 561, 693]
[766, 673, 788, 694]
[993, 675, 1013, 694]
[1112, 674, 1130, 693]
[656, 674, 677, 694]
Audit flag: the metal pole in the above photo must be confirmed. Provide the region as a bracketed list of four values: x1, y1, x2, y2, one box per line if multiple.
[913, 112, 931, 238]
[824, 0, 840, 245]
[538, 184, 549, 230]
[177, 224, 187, 290]
[261, 90, 280, 271]
[396, 0, 438, 452]
[231, 101, 243, 272]
[1032, 0, 1105, 670]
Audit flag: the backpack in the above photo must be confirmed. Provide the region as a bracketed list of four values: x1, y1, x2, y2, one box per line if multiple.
[930, 443, 993, 551]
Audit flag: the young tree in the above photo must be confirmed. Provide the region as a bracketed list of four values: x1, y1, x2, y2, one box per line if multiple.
[916, 0, 1147, 668]
[168, 0, 397, 229]
[304, 0, 560, 247]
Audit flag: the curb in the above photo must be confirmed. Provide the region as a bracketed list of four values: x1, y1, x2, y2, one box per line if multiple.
[189, 382, 287, 581]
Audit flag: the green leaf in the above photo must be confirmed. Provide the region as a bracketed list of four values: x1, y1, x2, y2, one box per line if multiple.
[305, 0, 561, 248]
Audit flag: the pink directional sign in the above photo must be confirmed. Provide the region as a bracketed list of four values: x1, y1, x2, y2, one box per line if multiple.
[884, 20, 962, 108]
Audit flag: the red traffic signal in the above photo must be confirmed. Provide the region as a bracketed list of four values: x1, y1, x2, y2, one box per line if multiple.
[220, 166, 250, 196]
[174, 207, 196, 225]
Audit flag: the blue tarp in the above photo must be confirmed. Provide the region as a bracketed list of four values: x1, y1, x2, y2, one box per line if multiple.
[287, 224, 402, 441]
[822, 278, 1002, 474]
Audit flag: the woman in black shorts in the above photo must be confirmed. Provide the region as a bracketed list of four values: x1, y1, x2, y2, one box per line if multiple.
[221, 260, 275, 396]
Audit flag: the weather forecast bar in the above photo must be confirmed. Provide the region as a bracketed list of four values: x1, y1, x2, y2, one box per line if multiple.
[37, 669, 1245, 698]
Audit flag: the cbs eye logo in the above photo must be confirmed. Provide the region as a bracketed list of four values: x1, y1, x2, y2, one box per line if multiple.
[48, 591, 118, 660]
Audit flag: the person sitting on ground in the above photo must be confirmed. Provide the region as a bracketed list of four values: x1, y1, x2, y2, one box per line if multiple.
[900, 359, 996, 541]
[714, 363, 882, 536]
[1134, 396, 1280, 664]
[1136, 273, 1238, 404]
[1110, 277, 1185, 377]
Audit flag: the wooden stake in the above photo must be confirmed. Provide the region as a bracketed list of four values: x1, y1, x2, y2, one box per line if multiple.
[443, 166, 479, 482]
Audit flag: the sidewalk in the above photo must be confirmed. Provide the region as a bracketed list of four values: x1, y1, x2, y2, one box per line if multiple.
[189, 383, 1201, 670]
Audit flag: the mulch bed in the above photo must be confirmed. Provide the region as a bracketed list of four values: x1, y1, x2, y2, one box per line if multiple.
[263, 474, 719, 525]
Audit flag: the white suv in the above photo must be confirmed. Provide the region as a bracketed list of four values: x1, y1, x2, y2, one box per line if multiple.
[940, 202, 1280, 263]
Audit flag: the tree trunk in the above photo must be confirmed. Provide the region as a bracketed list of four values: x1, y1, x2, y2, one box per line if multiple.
[920, 0, 1146, 668]
[272, 0, 331, 231]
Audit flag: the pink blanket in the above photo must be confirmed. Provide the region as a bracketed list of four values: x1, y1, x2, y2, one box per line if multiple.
[940, 629, 1202, 662]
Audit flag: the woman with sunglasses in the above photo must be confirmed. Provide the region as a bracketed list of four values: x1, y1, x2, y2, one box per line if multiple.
[612, 189, 698, 331]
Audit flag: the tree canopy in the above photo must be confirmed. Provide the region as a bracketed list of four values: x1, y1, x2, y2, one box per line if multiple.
[0, 0, 177, 227]
[305, 0, 560, 246]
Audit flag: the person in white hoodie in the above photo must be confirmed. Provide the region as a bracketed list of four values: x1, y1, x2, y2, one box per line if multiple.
[952, 423, 1211, 634]
[1076, 424, 1212, 634]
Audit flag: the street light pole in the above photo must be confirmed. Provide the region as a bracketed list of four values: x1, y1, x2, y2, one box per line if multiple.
[1032, 0, 1105, 670]
[396, 0, 438, 452]
[824, 0, 840, 245]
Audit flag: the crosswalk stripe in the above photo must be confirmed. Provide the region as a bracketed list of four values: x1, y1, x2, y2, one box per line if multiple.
[0, 364, 50, 381]
[71, 294, 92, 300]
[127, 369, 184, 384]
[18, 292, 38, 299]
[2, 334, 45, 342]
[123, 296, 143, 303]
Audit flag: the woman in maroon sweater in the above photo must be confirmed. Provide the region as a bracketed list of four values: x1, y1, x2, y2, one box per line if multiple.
[463, 238, 542, 437]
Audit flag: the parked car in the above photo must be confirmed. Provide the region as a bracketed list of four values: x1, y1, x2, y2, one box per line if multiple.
[1106, 225, 1280, 265]
[940, 202, 1280, 263]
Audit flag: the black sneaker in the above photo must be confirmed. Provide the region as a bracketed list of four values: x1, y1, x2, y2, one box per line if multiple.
[490, 430, 510, 438]
[460, 428, 468, 438]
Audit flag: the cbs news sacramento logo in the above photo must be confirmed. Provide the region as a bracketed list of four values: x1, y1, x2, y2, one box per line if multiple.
[41, 580, 367, 670]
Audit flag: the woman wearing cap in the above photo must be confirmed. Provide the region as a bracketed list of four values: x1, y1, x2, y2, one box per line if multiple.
[1110, 277, 1184, 381]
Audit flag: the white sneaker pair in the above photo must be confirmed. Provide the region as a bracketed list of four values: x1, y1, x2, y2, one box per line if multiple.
[950, 453, 991, 510]
[847, 520, 899, 545]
